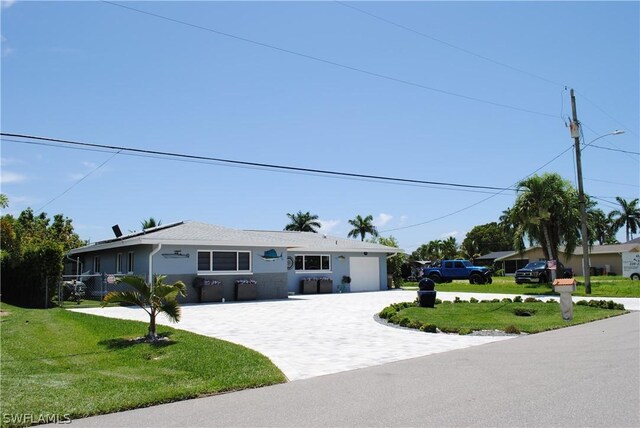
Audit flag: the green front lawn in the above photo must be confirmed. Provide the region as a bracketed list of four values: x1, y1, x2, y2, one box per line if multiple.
[380, 299, 628, 335]
[0, 303, 286, 427]
[401, 275, 640, 297]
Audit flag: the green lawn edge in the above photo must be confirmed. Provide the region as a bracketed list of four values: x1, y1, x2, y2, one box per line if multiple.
[0, 303, 286, 427]
[401, 275, 640, 298]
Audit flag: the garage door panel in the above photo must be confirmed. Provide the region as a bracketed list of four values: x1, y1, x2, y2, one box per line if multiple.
[350, 257, 379, 292]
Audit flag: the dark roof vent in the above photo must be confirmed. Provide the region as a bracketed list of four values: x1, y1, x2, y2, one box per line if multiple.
[112, 225, 123, 238]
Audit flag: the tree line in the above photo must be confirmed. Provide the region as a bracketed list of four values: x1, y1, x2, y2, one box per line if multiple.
[283, 173, 639, 273]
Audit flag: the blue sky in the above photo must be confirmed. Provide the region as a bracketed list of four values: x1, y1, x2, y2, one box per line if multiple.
[1, 1, 638, 252]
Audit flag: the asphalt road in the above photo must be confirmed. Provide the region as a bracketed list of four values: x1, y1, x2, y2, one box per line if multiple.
[69, 311, 639, 428]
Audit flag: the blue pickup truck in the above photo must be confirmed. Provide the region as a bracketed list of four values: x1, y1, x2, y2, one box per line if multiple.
[423, 259, 492, 284]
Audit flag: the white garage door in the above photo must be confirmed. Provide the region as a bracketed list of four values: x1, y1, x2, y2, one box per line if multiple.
[349, 257, 380, 292]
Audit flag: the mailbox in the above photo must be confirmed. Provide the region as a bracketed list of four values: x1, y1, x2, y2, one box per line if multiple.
[553, 278, 577, 320]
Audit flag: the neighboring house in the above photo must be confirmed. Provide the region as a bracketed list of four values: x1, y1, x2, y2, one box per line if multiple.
[68, 221, 401, 303]
[474, 251, 514, 268]
[494, 243, 640, 276]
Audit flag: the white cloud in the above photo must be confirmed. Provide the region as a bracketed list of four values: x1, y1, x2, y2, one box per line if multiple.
[374, 213, 393, 227]
[67, 161, 111, 181]
[1, 170, 26, 184]
[319, 219, 340, 234]
[398, 215, 408, 226]
[1, 34, 13, 57]
[1, 1, 16, 10]
[440, 230, 459, 239]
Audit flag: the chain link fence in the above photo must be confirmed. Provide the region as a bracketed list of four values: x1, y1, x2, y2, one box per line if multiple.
[57, 273, 128, 308]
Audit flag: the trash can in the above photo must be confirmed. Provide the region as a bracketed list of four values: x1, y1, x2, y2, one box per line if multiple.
[417, 278, 436, 308]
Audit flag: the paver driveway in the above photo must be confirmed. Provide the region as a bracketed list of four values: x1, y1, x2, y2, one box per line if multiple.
[74, 290, 513, 380]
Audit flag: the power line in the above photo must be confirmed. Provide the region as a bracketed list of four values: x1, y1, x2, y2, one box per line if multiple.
[585, 177, 640, 188]
[35, 150, 122, 213]
[0, 133, 512, 193]
[574, 90, 638, 138]
[336, 2, 637, 140]
[589, 144, 640, 156]
[380, 143, 576, 233]
[101, 1, 558, 120]
[335, 1, 567, 89]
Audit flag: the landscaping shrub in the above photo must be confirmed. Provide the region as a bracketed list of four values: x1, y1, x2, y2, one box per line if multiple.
[524, 297, 541, 303]
[409, 320, 423, 330]
[504, 325, 521, 334]
[469, 297, 479, 303]
[513, 296, 523, 303]
[576, 300, 625, 310]
[501, 298, 513, 303]
[420, 324, 438, 333]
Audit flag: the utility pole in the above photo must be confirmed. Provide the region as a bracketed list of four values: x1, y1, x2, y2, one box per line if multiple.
[570, 88, 591, 294]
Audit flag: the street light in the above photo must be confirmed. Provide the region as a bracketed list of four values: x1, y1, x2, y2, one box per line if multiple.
[571, 119, 625, 293]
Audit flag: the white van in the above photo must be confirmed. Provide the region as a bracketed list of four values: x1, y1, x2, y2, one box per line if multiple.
[622, 252, 640, 280]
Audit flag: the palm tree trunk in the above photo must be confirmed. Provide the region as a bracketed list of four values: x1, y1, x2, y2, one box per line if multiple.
[148, 312, 157, 341]
[542, 226, 557, 282]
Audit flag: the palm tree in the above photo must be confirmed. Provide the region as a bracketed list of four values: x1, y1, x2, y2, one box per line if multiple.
[0, 194, 8, 209]
[347, 214, 378, 241]
[102, 274, 186, 342]
[426, 239, 443, 260]
[141, 217, 161, 230]
[588, 208, 617, 245]
[511, 173, 581, 263]
[609, 197, 640, 242]
[460, 238, 480, 262]
[441, 236, 458, 259]
[284, 211, 321, 233]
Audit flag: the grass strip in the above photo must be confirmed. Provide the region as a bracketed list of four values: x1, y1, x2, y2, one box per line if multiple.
[401, 276, 640, 297]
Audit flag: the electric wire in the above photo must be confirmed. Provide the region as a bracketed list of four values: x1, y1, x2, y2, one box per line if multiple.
[589, 145, 639, 156]
[335, 0, 568, 89]
[0, 133, 512, 193]
[336, 2, 636, 140]
[101, 1, 558, 119]
[35, 150, 122, 213]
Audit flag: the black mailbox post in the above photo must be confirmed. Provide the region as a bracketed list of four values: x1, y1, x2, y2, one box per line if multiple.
[417, 278, 437, 308]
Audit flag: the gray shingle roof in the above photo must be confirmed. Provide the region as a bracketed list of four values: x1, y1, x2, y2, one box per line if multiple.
[70, 221, 400, 254]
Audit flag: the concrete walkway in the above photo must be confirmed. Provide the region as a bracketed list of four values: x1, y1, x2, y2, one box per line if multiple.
[73, 290, 638, 381]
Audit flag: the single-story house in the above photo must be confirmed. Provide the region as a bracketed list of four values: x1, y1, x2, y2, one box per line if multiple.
[474, 251, 514, 268]
[494, 243, 640, 276]
[67, 221, 401, 303]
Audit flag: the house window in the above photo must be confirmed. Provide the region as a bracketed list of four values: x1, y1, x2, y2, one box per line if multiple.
[128, 252, 135, 273]
[197, 251, 251, 273]
[116, 253, 123, 274]
[93, 256, 101, 273]
[294, 255, 330, 271]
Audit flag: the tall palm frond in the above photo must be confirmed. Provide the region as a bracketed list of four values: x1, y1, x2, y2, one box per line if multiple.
[347, 214, 378, 241]
[284, 211, 321, 233]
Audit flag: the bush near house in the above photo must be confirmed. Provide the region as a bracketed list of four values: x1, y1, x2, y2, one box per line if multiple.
[1, 209, 84, 308]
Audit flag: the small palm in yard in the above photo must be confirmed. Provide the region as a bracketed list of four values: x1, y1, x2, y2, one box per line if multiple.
[102, 274, 186, 342]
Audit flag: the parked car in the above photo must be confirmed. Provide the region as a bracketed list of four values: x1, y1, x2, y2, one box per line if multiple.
[515, 261, 572, 284]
